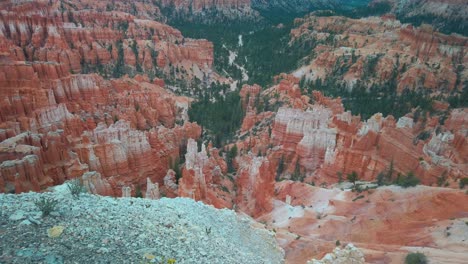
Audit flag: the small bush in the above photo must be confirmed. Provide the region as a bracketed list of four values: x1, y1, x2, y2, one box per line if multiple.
[395, 172, 420, 188]
[347, 171, 359, 187]
[67, 179, 86, 199]
[437, 172, 448, 187]
[34, 197, 59, 217]
[415, 131, 431, 142]
[459, 177, 468, 189]
[405, 252, 427, 264]
[376, 172, 385, 186]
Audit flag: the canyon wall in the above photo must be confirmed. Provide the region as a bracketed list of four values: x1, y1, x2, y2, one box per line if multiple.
[291, 15, 467, 93]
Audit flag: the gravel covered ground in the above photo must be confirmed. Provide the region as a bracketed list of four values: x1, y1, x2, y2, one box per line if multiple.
[0, 185, 284, 264]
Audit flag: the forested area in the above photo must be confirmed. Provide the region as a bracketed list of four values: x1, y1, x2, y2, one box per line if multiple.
[303, 76, 434, 120]
[299, 53, 436, 120]
[176, 13, 311, 144]
[173, 12, 312, 88]
[188, 83, 244, 147]
[176, 5, 465, 144]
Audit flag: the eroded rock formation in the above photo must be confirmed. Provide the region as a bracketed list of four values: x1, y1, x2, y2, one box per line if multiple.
[291, 15, 467, 93]
[308, 244, 365, 264]
[178, 139, 233, 209]
[0, 0, 207, 195]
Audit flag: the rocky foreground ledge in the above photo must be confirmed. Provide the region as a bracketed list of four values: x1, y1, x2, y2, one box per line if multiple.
[0, 185, 284, 264]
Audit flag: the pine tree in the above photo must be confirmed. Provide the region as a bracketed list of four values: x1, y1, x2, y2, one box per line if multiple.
[347, 171, 358, 187]
[276, 156, 284, 180]
[227, 145, 238, 173]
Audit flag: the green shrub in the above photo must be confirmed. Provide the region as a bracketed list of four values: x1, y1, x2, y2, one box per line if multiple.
[459, 177, 468, 189]
[291, 160, 305, 182]
[226, 145, 238, 173]
[347, 171, 358, 187]
[395, 172, 420, 188]
[437, 172, 448, 187]
[34, 197, 59, 217]
[405, 252, 427, 264]
[67, 179, 86, 199]
[376, 172, 385, 186]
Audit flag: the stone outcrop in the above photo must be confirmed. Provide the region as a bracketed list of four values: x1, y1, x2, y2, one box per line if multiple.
[235, 155, 275, 217]
[272, 107, 336, 171]
[178, 139, 233, 209]
[308, 244, 365, 264]
[0, 190, 285, 263]
[240, 84, 263, 132]
[81, 171, 114, 196]
[145, 177, 160, 199]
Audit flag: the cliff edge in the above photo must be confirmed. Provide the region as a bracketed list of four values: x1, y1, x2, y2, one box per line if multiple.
[0, 185, 284, 263]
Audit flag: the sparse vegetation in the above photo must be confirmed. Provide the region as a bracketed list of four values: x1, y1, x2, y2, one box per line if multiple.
[459, 177, 468, 189]
[377, 160, 395, 186]
[394, 172, 420, 188]
[347, 171, 359, 187]
[34, 197, 59, 217]
[67, 179, 87, 199]
[405, 252, 427, 264]
[337, 171, 343, 183]
[376, 172, 385, 186]
[226, 145, 238, 173]
[169, 157, 182, 184]
[276, 156, 285, 181]
[291, 160, 305, 182]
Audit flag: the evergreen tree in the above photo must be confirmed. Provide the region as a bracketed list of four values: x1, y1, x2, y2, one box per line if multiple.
[276, 156, 285, 181]
[291, 160, 303, 182]
[347, 171, 358, 187]
[226, 145, 238, 173]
